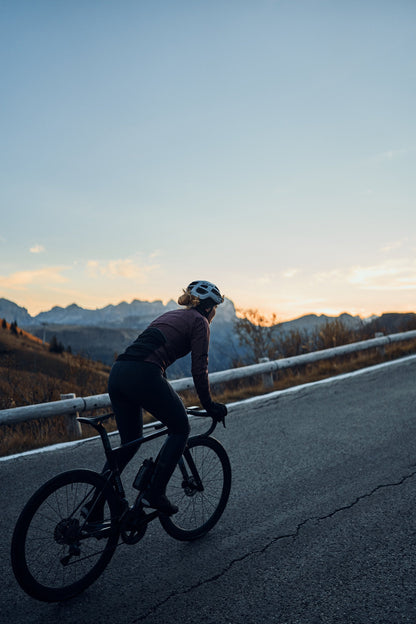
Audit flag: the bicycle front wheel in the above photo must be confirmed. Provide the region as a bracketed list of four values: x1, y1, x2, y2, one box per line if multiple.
[160, 435, 231, 541]
[11, 469, 120, 602]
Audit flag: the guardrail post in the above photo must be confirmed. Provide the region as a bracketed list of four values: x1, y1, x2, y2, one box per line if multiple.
[374, 332, 385, 357]
[2, 330, 416, 435]
[60, 393, 82, 439]
[258, 357, 274, 389]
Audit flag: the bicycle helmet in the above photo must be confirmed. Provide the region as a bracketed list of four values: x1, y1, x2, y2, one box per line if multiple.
[187, 280, 224, 305]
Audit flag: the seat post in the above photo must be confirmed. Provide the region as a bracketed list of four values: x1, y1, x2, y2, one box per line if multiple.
[77, 415, 117, 469]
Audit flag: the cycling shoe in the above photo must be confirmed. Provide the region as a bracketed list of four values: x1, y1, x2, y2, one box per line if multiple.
[142, 493, 178, 515]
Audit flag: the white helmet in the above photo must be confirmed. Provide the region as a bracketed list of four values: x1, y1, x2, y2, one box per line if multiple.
[187, 280, 224, 305]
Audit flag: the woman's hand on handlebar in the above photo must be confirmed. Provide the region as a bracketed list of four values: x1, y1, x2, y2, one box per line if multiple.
[186, 403, 228, 430]
[206, 402, 227, 427]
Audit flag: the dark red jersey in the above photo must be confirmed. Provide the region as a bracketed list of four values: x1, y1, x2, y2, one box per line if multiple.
[117, 308, 212, 408]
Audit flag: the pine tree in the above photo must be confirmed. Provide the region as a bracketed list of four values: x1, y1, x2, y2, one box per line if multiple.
[49, 335, 64, 354]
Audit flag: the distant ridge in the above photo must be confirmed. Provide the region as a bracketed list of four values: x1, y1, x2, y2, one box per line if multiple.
[1, 297, 413, 336]
[0, 297, 414, 374]
[0, 296, 364, 329]
[0, 298, 33, 326]
[0, 297, 237, 327]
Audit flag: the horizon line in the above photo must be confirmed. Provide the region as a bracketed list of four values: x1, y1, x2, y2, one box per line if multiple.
[0, 295, 414, 325]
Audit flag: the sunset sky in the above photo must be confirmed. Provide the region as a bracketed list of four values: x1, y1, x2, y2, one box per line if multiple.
[1, 0, 415, 321]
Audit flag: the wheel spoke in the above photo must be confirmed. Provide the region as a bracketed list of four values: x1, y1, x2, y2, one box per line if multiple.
[11, 470, 120, 602]
[160, 436, 231, 540]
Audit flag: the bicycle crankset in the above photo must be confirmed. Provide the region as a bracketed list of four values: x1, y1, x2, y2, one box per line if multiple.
[120, 509, 148, 545]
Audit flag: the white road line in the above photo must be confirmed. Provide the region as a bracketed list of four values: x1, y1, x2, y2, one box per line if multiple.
[2, 354, 416, 462]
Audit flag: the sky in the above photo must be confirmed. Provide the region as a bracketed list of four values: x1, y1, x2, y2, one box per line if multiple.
[1, 0, 415, 322]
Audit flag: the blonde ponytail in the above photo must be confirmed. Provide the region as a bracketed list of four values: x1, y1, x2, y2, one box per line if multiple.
[177, 289, 201, 309]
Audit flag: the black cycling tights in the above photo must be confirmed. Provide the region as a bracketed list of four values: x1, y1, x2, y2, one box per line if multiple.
[107, 360, 190, 495]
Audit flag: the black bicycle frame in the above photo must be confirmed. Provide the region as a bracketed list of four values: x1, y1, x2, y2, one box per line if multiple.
[77, 409, 212, 504]
[77, 414, 169, 501]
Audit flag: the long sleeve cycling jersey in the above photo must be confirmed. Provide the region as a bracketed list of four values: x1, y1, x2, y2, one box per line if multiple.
[116, 308, 213, 409]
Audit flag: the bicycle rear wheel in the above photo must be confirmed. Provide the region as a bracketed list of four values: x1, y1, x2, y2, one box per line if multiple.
[11, 469, 120, 602]
[160, 435, 231, 541]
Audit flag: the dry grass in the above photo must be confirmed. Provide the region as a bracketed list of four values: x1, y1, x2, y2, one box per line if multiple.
[183, 338, 416, 408]
[2, 333, 415, 458]
[0, 415, 83, 457]
[1, 408, 157, 457]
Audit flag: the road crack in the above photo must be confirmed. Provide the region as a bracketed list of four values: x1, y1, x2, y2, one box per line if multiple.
[132, 470, 416, 623]
[293, 470, 416, 537]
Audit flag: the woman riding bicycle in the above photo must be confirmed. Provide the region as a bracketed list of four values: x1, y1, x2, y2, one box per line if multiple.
[107, 280, 228, 515]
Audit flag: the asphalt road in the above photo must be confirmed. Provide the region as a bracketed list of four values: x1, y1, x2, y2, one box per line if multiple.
[2, 356, 416, 624]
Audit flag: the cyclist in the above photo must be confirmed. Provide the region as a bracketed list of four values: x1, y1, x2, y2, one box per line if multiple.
[107, 280, 228, 515]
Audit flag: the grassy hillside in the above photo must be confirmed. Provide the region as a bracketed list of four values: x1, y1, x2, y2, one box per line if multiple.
[0, 320, 111, 456]
[0, 320, 110, 410]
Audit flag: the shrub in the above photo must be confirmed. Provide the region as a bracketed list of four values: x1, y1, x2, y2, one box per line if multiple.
[49, 335, 65, 354]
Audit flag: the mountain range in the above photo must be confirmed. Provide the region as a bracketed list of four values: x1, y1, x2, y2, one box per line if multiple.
[1, 297, 412, 377]
[0, 297, 238, 327]
[0, 297, 362, 330]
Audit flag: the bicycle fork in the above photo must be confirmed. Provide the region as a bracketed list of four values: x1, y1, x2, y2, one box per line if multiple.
[177, 447, 204, 495]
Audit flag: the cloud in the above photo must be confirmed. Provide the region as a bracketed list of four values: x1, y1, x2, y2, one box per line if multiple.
[313, 268, 343, 283]
[0, 266, 69, 290]
[281, 268, 300, 279]
[86, 257, 159, 281]
[30, 244, 46, 254]
[255, 274, 275, 285]
[380, 240, 404, 253]
[370, 148, 410, 164]
[312, 258, 416, 292]
[347, 259, 416, 291]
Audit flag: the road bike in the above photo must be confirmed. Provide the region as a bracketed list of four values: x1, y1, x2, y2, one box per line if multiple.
[11, 408, 232, 602]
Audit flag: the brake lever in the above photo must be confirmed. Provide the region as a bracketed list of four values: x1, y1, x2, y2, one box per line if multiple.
[218, 414, 226, 428]
[186, 407, 224, 435]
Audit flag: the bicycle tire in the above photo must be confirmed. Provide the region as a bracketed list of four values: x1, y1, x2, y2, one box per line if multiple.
[11, 469, 120, 602]
[160, 435, 231, 541]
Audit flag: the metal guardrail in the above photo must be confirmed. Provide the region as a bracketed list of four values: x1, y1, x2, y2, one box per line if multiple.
[1, 330, 416, 431]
